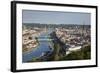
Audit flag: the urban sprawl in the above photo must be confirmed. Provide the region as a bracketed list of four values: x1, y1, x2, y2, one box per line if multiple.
[22, 23, 91, 54]
[22, 23, 91, 61]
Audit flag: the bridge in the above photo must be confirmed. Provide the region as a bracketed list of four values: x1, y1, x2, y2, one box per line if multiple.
[38, 38, 54, 41]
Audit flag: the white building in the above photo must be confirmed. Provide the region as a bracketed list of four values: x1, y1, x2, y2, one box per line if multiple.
[66, 46, 82, 55]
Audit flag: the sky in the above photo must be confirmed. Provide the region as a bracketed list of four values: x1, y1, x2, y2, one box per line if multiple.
[22, 10, 91, 25]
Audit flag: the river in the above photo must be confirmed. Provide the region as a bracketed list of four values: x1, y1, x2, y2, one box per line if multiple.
[22, 28, 54, 62]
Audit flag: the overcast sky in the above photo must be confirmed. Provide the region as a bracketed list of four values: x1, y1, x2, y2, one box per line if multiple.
[22, 10, 91, 25]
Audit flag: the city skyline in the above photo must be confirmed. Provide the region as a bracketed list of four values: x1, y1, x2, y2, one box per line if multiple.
[22, 10, 91, 25]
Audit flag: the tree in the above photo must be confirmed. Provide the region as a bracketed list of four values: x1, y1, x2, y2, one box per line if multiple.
[29, 36, 32, 40]
[53, 44, 61, 60]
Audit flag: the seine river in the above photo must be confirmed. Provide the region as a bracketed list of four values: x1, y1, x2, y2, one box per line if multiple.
[22, 28, 54, 62]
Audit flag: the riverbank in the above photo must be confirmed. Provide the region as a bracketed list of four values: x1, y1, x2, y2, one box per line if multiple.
[22, 28, 54, 62]
[22, 37, 40, 54]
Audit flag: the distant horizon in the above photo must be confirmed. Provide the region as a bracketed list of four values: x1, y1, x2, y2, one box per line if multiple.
[23, 10, 91, 25]
[23, 23, 90, 25]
